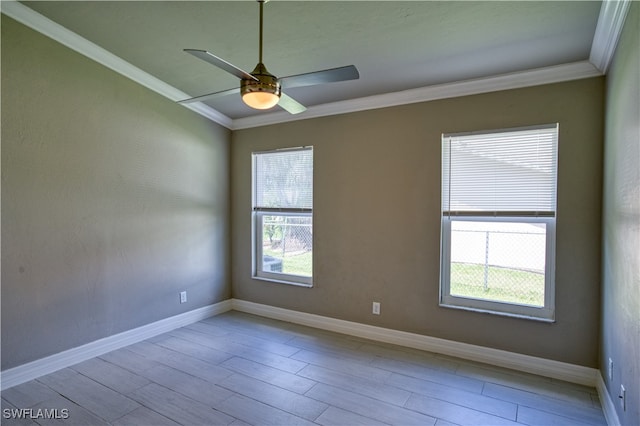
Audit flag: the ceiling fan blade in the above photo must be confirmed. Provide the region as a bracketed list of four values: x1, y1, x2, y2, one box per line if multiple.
[280, 65, 359, 90]
[278, 93, 307, 114]
[178, 87, 240, 104]
[184, 49, 258, 81]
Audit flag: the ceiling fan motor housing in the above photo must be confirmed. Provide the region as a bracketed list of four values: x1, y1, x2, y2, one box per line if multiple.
[241, 62, 281, 99]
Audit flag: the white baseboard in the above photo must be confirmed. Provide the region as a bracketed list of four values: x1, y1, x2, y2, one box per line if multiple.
[2, 297, 605, 411]
[0, 300, 232, 390]
[596, 373, 621, 426]
[231, 299, 599, 387]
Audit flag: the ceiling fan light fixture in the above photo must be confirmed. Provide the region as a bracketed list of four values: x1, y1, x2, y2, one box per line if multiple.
[241, 63, 281, 110]
[242, 91, 280, 109]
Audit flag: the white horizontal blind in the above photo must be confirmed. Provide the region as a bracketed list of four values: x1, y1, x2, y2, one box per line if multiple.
[442, 125, 558, 216]
[254, 147, 313, 211]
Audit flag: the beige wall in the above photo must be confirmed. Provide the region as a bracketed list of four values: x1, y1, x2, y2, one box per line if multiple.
[1, 9, 610, 375]
[600, 2, 639, 424]
[232, 78, 604, 367]
[1, 17, 231, 369]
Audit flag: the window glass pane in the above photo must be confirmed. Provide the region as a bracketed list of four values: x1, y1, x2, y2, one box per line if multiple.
[255, 149, 313, 209]
[449, 220, 546, 307]
[261, 215, 312, 277]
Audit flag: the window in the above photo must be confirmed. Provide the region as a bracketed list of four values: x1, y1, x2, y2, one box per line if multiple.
[252, 147, 313, 286]
[440, 124, 558, 321]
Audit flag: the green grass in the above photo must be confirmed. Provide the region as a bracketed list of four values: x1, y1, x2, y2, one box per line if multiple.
[259, 252, 543, 306]
[263, 248, 312, 277]
[450, 263, 544, 306]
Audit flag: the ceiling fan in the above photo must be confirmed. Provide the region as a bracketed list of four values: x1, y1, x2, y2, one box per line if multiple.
[178, 0, 359, 114]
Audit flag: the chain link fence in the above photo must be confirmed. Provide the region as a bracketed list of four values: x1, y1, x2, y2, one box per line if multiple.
[261, 215, 312, 277]
[450, 221, 546, 306]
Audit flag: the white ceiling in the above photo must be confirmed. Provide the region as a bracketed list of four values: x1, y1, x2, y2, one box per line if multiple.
[5, 1, 615, 128]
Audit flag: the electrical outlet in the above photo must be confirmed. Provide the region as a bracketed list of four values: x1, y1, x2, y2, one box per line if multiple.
[619, 385, 626, 411]
[180, 291, 187, 304]
[608, 358, 613, 380]
[372, 302, 380, 315]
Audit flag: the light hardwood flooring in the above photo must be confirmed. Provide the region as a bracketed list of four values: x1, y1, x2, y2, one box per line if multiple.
[2, 311, 606, 426]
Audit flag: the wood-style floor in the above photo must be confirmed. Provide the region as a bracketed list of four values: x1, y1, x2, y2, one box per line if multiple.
[2, 311, 606, 426]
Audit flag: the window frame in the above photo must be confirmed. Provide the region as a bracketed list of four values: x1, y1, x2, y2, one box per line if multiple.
[253, 211, 313, 287]
[251, 147, 313, 287]
[440, 215, 556, 321]
[439, 125, 558, 322]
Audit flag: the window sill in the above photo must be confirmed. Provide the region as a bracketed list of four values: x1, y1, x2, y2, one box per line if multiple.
[439, 302, 555, 323]
[252, 276, 313, 288]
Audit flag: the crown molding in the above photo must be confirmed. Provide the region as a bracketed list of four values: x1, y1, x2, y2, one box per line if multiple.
[2, 0, 613, 131]
[232, 61, 602, 130]
[0, 0, 233, 129]
[590, 0, 632, 74]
